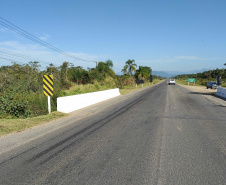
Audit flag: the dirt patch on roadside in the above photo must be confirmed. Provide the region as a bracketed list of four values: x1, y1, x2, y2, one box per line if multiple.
[179, 84, 226, 106]
[180, 85, 217, 94]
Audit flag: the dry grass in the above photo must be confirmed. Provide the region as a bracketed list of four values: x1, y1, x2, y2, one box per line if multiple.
[0, 112, 67, 137]
[175, 79, 201, 86]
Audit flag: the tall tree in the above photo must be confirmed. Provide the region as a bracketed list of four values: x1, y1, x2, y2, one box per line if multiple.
[121, 65, 128, 75]
[60, 61, 69, 81]
[97, 60, 115, 77]
[135, 66, 152, 80]
[123, 59, 137, 76]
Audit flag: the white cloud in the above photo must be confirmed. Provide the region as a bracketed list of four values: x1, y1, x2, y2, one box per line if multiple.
[174, 56, 201, 60]
[1, 41, 225, 73]
[132, 55, 226, 73]
[173, 56, 224, 61]
[0, 41, 102, 70]
[39, 34, 50, 41]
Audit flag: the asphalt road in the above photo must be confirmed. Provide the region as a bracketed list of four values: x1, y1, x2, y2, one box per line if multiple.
[0, 82, 226, 185]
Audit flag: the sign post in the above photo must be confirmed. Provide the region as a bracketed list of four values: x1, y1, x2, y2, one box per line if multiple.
[149, 75, 153, 84]
[188, 78, 195, 85]
[43, 75, 53, 114]
[48, 96, 51, 114]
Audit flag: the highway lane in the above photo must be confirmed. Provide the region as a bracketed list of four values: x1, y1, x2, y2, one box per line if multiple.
[0, 82, 226, 184]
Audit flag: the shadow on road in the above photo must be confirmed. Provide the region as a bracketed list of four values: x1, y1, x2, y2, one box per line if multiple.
[188, 92, 215, 96]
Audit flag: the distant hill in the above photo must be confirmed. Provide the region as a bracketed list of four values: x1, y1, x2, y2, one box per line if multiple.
[153, 69, 210, 78]
[152, 71, 174, 78]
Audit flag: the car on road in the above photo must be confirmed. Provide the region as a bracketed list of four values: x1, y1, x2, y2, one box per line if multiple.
[206, 82, 217, 89]
[168, 79, 175, 85]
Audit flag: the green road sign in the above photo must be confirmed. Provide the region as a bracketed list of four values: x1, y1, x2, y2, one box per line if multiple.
[188, 78, 195, 82]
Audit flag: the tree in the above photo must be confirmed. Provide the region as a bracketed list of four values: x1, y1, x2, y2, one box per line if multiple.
[105, 59, 113, 68]
[97, 60, 115, 77]
[123, 59, 137, 76]
[69, 66, 90, 84]
[121, 66, 128, 75]
[135, 66, 152, 80]
[60, 61, 69, 81]
[47, 63, 59, 78]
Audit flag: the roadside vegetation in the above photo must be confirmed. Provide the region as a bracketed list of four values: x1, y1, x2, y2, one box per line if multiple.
[0, 59, 166, 136]
[174, 68, 226, 87]
[0, 112, 66, 136]
[0, 59, 162, 120]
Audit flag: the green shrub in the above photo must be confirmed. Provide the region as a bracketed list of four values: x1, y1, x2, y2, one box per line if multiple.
[94, 82, 101, 90]
[0, 93, 30, 118]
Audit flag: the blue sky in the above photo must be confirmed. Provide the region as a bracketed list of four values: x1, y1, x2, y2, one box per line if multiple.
[0, 0, 226, 74]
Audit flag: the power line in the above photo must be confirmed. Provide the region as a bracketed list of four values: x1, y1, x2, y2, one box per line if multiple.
[0, 56, 46, 70]
[0, 56, 24, 64]
[0, 17, 96, 64]
[0, 48, 50, 65]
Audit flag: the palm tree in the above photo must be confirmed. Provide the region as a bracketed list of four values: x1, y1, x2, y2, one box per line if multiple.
[121, 66, 128, 75]
[105, 59, 113, 68]
[123, 59, 137, 76]
[97, 60, 115, 77]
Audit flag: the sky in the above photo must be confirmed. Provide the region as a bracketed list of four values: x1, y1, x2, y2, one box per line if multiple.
[0, 0, 226, 74]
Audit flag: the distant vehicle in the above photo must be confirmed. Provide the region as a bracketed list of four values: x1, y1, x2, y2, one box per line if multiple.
[168, 79, 175, 85]
[206, 82, 217, 89]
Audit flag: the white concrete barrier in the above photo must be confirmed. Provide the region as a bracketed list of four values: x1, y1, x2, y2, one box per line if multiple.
[216, 87, 226, 99]
[57, 88, 120, 113]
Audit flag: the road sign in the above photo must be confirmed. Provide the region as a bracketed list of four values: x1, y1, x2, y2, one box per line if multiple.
[188, 78, 195, 82]
[43, 75, 53, 96]
[149, 75, 153, 82]
[188, 78, 195, 85]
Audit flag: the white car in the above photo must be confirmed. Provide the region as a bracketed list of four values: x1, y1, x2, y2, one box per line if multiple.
[168, 79, 175, 85]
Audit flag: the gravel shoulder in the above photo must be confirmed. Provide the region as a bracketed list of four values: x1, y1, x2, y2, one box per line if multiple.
[178, 84, 226, 107]
[179, 84, 217, 93]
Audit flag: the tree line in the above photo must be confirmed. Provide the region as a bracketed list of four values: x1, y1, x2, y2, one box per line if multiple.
[0, 59, 152, 118]
[174, 68, 226, 87]
[174, 68, 226, 79]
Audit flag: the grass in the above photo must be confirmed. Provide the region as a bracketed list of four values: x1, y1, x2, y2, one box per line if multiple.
[0, 111, 67, 137]
[175, 79, 200, 86]
[64, 78, 117, 96]
[64, 83, 111, 96]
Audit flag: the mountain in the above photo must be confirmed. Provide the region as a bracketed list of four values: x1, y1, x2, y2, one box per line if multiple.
[153, 69, 210, 78]
[152, 71, 174, 78]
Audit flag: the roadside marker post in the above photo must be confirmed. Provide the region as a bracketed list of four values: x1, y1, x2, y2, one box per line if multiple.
[48, 96, 51, 114]
[43, 75, 53, 114]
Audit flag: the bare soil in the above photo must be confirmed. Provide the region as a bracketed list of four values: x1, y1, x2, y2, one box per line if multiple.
[180, 85, 217, 94]
[179, 84, 226, 106]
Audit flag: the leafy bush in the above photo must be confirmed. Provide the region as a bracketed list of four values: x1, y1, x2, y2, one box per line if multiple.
[0, 92, 30, 118]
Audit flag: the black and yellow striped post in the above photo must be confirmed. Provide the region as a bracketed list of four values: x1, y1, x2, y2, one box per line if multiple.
[43, 75, 53, 96]
[43, 75, 53, 113]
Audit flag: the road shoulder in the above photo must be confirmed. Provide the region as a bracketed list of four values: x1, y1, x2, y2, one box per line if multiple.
[178, 84, 226, 107]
